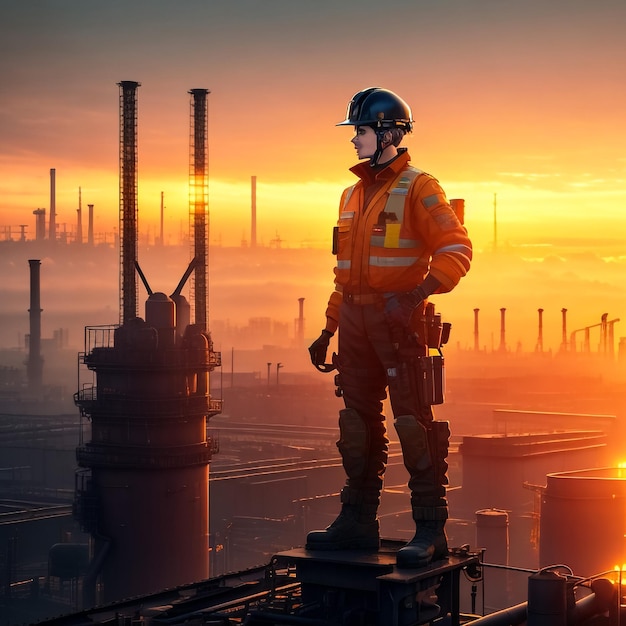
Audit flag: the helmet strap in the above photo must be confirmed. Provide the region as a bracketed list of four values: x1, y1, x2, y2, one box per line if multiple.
[369, 128, 390, 167]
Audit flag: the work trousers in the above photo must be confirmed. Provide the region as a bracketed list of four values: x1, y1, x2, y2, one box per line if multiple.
[337, 300, 442, 501]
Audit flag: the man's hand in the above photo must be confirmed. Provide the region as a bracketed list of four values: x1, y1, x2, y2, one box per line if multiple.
[308, 330, 334, 368]
[384, 285, 427, 331]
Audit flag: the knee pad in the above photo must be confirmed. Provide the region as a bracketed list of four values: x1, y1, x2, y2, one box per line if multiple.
[394, 414, 432, 472]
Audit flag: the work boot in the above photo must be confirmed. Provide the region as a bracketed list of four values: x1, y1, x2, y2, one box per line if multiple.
[393, 417, 450, 568]
[306, 487, 380, 551]
[396, 519, 448, 569]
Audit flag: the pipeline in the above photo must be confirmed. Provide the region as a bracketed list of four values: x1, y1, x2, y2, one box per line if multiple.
[466, 577, 614, 625]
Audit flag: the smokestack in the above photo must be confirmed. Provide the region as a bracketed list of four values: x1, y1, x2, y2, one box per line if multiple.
[473, 308, 480, 351]
[189, 88, 210, 330]
[296, 297, 305, 347]
[118, 81, 140, 324]
[560, 308, 567, 352]
[493, 192, 497, 252]
[33, 208, 46, 241]
[536, 308, 544, 353]
[27, 259, 44, 391]
[76, 187, 83, 244]
[49, 168, 56, 242]
[499, 307, 506, 353]
[251, 175, 257, 248]
[159, 191, 164, 246]
[87, 204, 94, 245]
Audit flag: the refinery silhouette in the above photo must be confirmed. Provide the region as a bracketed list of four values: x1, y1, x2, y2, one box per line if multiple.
[1, 84, 626, 625]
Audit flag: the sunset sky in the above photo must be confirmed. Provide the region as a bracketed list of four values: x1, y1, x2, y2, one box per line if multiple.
[2, 0, 626, 356]
[1, 0, 625, 251]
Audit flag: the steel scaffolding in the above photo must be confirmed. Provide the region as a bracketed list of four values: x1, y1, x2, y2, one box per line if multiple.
[189, 88, 210, 331]
[118, 80, 140, 324]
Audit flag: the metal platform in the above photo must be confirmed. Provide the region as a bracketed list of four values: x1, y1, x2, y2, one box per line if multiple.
[263, 540, 481, 626]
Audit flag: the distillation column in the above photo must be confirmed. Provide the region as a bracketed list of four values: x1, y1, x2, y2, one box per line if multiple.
[74, 83, 221, 607]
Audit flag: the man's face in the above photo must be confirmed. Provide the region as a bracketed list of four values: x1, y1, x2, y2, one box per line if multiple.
[351, 125, 377, 160]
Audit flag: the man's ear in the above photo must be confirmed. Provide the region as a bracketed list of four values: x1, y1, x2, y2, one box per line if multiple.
[382, 130, 393, 145]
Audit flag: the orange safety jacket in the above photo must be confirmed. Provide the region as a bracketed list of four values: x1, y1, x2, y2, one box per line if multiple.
[324, 149, 472, 333]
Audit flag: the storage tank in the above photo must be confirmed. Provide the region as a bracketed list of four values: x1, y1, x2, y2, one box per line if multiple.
[540, 467, 626, 577]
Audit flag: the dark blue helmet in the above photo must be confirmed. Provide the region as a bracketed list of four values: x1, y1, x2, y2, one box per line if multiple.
[337, 87, 413, 132]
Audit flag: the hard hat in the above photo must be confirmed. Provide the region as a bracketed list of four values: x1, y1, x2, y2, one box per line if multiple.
[337, 87, 413, 132]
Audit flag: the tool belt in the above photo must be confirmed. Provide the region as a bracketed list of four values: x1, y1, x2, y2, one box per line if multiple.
[397, 303, 450, 406]
[341, 290, 384, 306]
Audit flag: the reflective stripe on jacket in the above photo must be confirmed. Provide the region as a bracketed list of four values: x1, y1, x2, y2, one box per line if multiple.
[324, 150, 472, 332]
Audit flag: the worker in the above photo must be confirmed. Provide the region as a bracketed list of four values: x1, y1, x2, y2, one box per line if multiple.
[306, 87, 472, 568]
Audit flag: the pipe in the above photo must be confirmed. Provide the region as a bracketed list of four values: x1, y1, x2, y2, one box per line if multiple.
[467, 577, 614, 625]
[171, 256, 198, 297]
[134, 260, 153, 296]
[460, 601, 527, 625]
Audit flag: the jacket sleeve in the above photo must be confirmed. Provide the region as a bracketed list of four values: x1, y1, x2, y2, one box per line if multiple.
[324, 289, 341, 334]
[408, 175, 472, 292]
[322, 185, 353, 334]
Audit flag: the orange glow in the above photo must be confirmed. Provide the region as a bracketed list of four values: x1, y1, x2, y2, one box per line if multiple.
[1, 0, 625, 359]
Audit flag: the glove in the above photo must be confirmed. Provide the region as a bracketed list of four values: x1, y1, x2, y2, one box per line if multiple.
[308, 330, 333, 367]
[384, 285, 427, 331]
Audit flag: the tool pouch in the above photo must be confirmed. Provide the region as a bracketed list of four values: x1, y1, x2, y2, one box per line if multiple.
[417, 354, 445, 405]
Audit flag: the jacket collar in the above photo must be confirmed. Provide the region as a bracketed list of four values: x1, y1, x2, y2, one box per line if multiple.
[349, 148, 411, 185]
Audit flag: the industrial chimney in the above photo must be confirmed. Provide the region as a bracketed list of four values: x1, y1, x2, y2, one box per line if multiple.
[296, 297, 305, 347]
[33, 208, 46, 241]
[473, 308, 480, 352]
[159, 191, 164, 246]
[87, 204, 94, 246]
[251, 175, 257, 248]
[499, 307, 507, 353]
[27, 259, 44, 391]
[536, 308, 544, 353]
[76, 187, 83, 244]
[49, 168, 56, 242]
[118, 81, 140, 323]
[189, 88, 210, 330]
